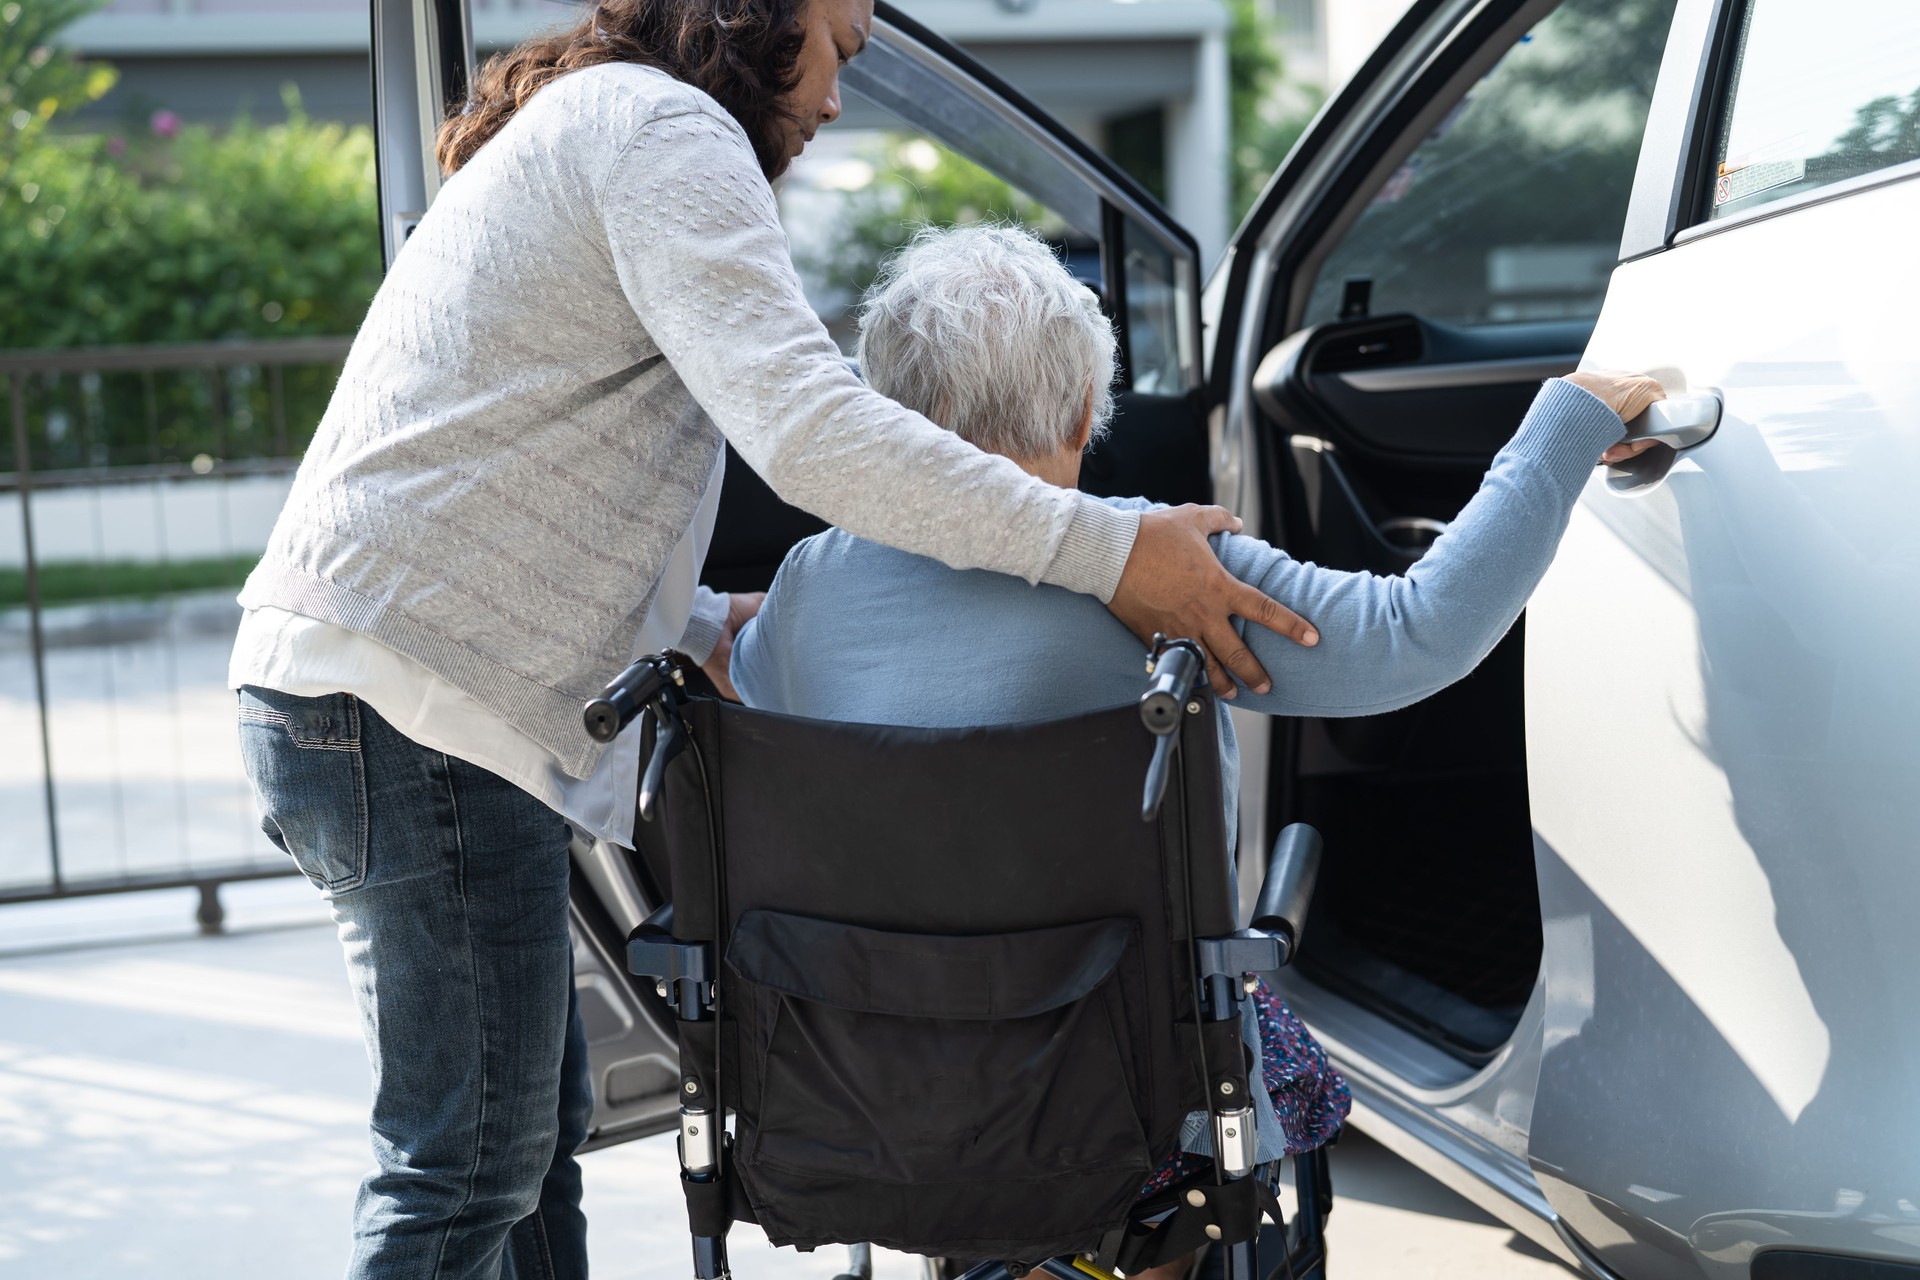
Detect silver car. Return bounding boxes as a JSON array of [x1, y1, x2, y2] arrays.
[[372, 0, 1920, 1275]]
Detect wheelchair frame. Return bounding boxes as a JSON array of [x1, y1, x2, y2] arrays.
[[589, 639, 1332, 1280]]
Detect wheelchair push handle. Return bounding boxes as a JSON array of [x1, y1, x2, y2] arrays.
[[1139, 637, 1206, 736], [1251, 822, 1322, 956], [583, 653, 685, 743], [1139, 637, 1207, 822]]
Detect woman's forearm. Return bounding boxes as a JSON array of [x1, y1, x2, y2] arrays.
[[603, 106, 1137, 601], [1224, 379, 1624, 717]]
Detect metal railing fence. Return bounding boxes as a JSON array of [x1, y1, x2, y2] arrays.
[[2, 337, 351, 922]]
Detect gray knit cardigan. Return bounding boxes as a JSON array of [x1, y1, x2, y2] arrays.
[[239, 63, 1138, 777]]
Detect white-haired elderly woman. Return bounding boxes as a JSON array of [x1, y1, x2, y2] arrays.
[[731, 224, 1662, 1274]]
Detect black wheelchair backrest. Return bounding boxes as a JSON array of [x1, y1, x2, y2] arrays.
[[647, 694, 1242, 1261]]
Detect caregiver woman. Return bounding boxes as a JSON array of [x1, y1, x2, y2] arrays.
[[228, 0, 1316, 1274]]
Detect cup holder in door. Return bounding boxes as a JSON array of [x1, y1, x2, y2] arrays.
[[1378, 517, 1448, 559]]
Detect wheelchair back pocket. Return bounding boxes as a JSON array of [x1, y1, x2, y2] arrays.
[[726, 908, 1155, 1257]]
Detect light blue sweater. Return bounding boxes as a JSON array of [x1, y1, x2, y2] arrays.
[[729, 377, 1621, 1161], [733, 379, 1620, 827]]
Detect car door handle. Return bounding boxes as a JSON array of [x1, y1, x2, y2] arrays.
[[1626, 392, 1721, 449], [1607, 391, 1721, 494]]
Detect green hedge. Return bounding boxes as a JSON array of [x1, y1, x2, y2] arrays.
[[2, 86, 379, 471], [0, 554, 258, 608], [3, 88, 379, 351]]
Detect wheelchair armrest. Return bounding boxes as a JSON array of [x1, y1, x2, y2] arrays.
[[635, 901, 673, 938], [1249, 822, 1322, 961]]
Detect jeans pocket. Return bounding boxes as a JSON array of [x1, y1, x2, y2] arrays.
[[237, 686, 370, 893]]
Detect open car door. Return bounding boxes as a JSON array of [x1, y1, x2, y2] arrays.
[[1202, 0, 1677, 1261], [369, 0, 1211, 1149]]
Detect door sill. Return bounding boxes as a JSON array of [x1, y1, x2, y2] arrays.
[[1271, 970, 1586, 1269], [1342, 1073, 1577, 1271]]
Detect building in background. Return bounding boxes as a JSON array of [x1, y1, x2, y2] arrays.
[[63, 0, 1417, 264], [66, 0, 1249, 263]]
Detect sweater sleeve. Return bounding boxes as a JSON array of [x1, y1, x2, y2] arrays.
[[601, 107, 1139, 602], [1215, 379, 1625, 716], [675, 584, 731, 664]]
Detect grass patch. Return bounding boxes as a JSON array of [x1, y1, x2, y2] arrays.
[[0, 555, 259, 609]]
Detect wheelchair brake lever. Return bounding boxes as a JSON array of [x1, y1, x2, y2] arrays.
[[1141, 734, 1178, 823], [638, 706, 687, 823]]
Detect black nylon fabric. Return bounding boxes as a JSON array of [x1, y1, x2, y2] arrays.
[[654, 696, 1239, 1260], [727, 909, 1135, 1019]]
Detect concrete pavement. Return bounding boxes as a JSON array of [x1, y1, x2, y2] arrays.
[[0, 883, 1573, 1278]]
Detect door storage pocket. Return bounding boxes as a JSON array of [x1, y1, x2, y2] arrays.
[[726, 908, 1154, 1256]]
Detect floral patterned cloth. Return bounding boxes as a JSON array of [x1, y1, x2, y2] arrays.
[[1139, 980, 1351, 1198]]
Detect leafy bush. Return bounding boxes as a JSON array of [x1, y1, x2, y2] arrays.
[[0, 0, 116, 172], [0, 0, 378, 471], [1228, 0, 1322, 222], [1, 92, 377, 470], [3, 86, 379, 350]]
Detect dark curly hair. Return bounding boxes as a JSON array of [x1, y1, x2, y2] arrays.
[[436, 0, 809, 179]]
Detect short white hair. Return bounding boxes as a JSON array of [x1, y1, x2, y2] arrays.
[[856, 223, 1117, 461]]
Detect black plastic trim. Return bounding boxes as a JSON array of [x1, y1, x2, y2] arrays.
[[430, 0, 472, 116], [1103, 199, 1134, 385], [368, 3, 388, 272], [1676, 0, 1748, 233]]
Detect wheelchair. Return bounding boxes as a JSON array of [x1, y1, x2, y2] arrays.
[[585, 638, 1336, 1280]]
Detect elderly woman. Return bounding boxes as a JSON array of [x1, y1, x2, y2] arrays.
[[730, 224, 1660, 1272]]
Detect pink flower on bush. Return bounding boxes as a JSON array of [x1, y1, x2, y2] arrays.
[[150, 110, 180, 138]]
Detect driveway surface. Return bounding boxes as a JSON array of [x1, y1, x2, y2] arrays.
[[0, 882, 1573, 1278]]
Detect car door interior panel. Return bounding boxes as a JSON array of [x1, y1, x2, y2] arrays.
[[1231, 0, 1676, 1081], [1254, 315, 1588, 464], [1250, 321, 1575, 1064]]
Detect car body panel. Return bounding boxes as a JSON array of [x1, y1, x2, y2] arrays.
[[1526, 166, 1920, 1278]]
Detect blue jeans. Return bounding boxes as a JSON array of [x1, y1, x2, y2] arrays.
[[238, 686, 592, 1280]]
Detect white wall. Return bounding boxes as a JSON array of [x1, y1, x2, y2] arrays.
[[1322, 0, 1416, 92], [0, 475, 293, 569]]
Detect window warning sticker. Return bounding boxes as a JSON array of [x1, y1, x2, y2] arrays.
[[1716, 136, 1808, 206]]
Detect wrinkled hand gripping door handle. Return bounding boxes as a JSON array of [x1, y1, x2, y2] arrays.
[[1606, 391, 1723, 494]]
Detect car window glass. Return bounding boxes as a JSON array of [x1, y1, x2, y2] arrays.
[[1122, 218, 1192, 393], [1707, 0, 1920, 221], [781, 131, 1085, 353], [1301, 0, 1677, 328]]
